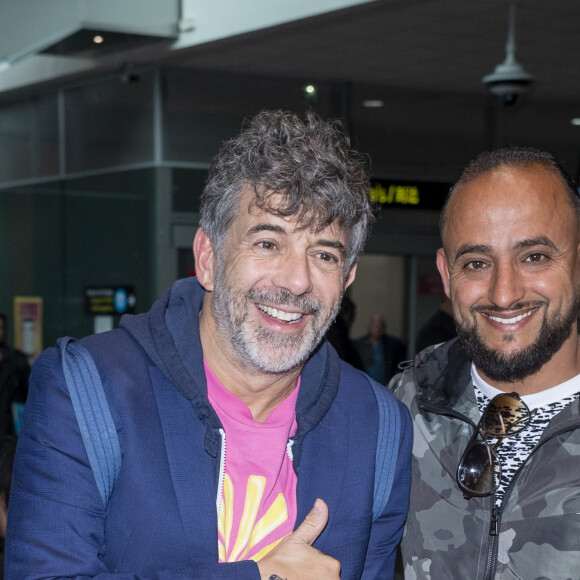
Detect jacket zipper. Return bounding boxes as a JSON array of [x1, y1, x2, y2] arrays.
[[484, 424, 578, 580], [286, 438, 294, 461], [484, 505, 500, 579], [422, 401, 578, 579], [216, 429, 226, 516], [216, 433, 294, 514]]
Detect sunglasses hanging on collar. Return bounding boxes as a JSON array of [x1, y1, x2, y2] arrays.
[[457, 392, 536, 499]]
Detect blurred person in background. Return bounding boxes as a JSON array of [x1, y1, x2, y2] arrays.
[[415, 295, 456, 353], [325, 295, 365, 370], [0, 435, 17, 578], [0, 316, 29, 435], [355, 313, 406, 384]]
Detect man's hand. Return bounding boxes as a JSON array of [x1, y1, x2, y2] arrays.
[[257, 498, 340, 580]]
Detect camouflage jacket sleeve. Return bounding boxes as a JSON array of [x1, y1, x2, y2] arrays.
[[393, 341, 580, 580]]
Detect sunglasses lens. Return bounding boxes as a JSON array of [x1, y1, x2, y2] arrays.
[[457, 440, 501, 496], [482, 393, 531, 437]]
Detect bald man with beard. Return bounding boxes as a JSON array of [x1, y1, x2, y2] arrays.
[[394, 145, 580, 580]]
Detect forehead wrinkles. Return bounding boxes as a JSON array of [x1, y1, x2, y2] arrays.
[[249, 195, 341, 234], [245, 195, 347, 241], [442, 168, 577, 252]]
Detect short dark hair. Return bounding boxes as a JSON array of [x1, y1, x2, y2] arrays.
[[200, 109, 375, 270], [440, 145, 580, 236]]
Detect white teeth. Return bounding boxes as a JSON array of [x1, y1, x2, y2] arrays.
[[487, 310, 533, 325], [258, 304, 303, 322]]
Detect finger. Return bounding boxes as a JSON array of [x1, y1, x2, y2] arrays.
[[292, 498, 329, 546]]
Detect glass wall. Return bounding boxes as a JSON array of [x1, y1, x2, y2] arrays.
[[0, 170, 154, 349], [171, 168, 206, 213], [163, 69, 346, 164], [0, 65, 443, 351], [0, 183, 64, 348], [61, 169, 155, 340], [0, 95, 60, 183], [65, 73, 155, 173]]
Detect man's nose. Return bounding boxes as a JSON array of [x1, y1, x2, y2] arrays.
[[488, 263, 525, 309], [271, 252, 313, 296]]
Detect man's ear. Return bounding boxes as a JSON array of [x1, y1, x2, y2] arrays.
[[343, 263, 358, 292], [436, 248, 451, 298], [193, 228, 218, 291]]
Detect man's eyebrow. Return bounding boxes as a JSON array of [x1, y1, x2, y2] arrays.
[[454, 244, 492, 261], [454, 237, 559, 261], [317, 239, 347, 258], [246, 223, 286, 236], [246, 224, 347, 257], [513, 236, 558, 251]]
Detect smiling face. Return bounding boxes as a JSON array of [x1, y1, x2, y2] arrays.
[[437, 164, 580, 389], [197, 187, 356, 375]]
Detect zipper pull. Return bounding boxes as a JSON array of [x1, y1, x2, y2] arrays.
[[490, 506, 500, 537], [286, 438, 294, 461]]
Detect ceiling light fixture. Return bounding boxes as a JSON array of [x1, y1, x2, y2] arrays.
[[362, 100, 384, 108], [482, 3, 533, 105]]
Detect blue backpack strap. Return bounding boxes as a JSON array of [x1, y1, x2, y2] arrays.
[[369, 378, 401, 522], [57, 336, 121, 508]]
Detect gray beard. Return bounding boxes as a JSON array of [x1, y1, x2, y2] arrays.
[[211, 261, 340, 374]]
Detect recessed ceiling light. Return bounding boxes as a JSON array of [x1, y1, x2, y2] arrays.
[[571, 118, 580, 126], [363, 99, 384, 108], [93, 35, 104, 44]]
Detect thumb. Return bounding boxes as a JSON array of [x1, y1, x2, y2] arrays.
[[292, 498, 329, 546]]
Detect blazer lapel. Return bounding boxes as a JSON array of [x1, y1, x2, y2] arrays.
[[294, 405, 350, 549], [150, 366, 219, 562]]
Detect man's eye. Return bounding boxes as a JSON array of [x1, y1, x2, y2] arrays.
[[466, 260, 486, 271], [257, 241, 276, 250], [318, 252, 338, 263], [525, 253, 545, 263]]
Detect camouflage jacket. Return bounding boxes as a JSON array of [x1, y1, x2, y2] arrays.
[[393, 338, 580, 580]]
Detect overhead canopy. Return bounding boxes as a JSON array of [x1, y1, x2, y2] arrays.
[[0, 0, 375, 93]]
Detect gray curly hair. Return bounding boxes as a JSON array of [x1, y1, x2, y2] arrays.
[[199, 110, 375, 270]]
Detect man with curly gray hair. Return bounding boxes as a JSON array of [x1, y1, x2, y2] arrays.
[[200, 110, 373, 270], [7, 110, 412, 580]]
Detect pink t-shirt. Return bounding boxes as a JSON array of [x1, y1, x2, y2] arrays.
[[205, 361, 299, 562]]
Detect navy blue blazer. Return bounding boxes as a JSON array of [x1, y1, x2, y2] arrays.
[[6, 278, 412, 579]]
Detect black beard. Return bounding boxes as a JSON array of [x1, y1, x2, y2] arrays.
[[457, 297, 580, 383]]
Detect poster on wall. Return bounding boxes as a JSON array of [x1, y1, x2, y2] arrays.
[[13, 296, 43, 357]]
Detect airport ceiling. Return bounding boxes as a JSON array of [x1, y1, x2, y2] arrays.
[[3, 0, 579, 178], [158, 0, 580, 176], [166, 0, 580, 105]]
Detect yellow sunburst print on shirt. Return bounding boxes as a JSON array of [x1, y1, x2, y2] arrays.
[[218, 474, 290, 562]]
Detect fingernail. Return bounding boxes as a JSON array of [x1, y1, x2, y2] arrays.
[[313, 498, 323, 513]]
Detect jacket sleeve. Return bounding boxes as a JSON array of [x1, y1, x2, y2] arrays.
[[361, 400, 413, 579], [4, 347, 261, 580]]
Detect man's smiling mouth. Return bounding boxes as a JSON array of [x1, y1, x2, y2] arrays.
[[258, 304, 303, 323], [484, 309, 536, 325]]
